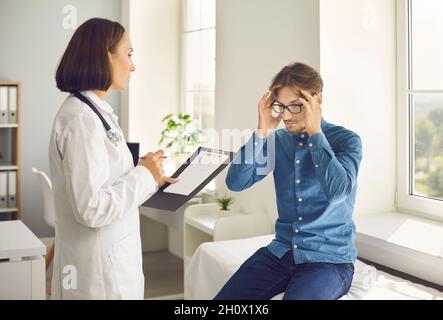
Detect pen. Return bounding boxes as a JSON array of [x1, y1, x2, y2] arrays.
[[139, 156, 168, 160]]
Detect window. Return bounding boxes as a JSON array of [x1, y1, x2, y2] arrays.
[[182, 0, 216, 130], [397, 0, 443, 220]]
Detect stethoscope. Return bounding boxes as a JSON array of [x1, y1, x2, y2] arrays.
[[72, 91, 122, 147]]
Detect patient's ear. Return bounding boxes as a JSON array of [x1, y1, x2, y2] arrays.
[[317, 93, 323, 106]]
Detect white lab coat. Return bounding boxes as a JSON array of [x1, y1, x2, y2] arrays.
[[48, 91, 157, 299]]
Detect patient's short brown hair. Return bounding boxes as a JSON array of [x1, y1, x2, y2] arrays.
[[56, 18, 125, 93], [269, 62, 323, 99]]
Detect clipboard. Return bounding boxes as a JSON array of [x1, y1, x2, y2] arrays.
[[141, 147, 234, 211]]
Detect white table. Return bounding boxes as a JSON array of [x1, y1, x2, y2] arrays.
[[0, 220, 46, 300]]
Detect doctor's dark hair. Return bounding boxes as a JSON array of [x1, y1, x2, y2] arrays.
[[269, 62, 324, 99], [56, 18, 125, 93]]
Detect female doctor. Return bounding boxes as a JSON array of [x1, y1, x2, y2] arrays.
[[49, 18, 177, 299]]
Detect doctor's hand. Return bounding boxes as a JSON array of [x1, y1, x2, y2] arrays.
[[139, 150, 178, 187], [257, 91, 281, 138]]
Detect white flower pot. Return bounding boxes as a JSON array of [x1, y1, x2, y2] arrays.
[[217, 209, 231, 218]]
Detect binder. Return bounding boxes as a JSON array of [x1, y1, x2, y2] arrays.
[[8, 86, 17, 124], [0, 172, 7, 209], [0, 86, 8, 124], [7, 171, 16, 208]]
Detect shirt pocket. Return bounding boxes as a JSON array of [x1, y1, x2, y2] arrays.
[[108, 233, 144, 299]]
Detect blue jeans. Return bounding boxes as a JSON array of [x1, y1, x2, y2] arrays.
[[214, 247, 354, 300]]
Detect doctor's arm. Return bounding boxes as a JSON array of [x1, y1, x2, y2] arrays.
[[60, 111, 158, 229]]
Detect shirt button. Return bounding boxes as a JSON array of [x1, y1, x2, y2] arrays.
[[299, 142, 303, 147], [309, 143, 313, 147], [295, 229, 299, 233], [298, 198, 303, 202], [299, 217, 303, 221], [254, 142, 258, 146], [293, 244, 298, 249], [296, 179, 301, 184], [245, 161, 248, 164], [301, 134, 305, 138], [315, 164, 319, 168], [296, 160, 300, 164]]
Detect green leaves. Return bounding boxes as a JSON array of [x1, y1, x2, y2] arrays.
[[216, 192, 235, 211], [414, 107, 443, 198], [217, 197, 234, 210], [159, 113, 202, 153]]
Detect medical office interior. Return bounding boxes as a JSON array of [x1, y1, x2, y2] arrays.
[[0, 0, 443, 300]]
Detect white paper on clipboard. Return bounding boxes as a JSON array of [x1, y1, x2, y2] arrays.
[[163, 150, 230, 196]]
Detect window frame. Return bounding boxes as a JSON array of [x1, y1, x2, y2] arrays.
[[396, 0, 443, 221], [180, 0, 216, 131]]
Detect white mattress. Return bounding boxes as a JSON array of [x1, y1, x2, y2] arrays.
[[185, 235, 443, 300]]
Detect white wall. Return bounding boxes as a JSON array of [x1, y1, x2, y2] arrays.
[[214, 0, 397, 221], [214, 0, 321, 222], [121, 0, 181, 155], [320, 0, 397, 215], [121, 0, 182, 256], [0, 0, 397, 236], [0, 0, 121, 236]]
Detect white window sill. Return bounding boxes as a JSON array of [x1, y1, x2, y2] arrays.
[[355, 211, 443, 287]]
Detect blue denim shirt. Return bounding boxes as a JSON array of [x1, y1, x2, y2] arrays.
[[226, 118, 362, 264]]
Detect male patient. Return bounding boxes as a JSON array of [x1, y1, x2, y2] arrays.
[[215, 62, 362, 300]]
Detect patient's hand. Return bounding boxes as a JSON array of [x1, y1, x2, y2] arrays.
[[257, 91, 281, 138], [299, 90, 322, 137]]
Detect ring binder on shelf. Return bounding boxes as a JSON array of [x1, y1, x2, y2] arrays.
[[7, 171, 16, 209], [0, 172, 7, 209], [0, 86, 8, 125], [8, 87, 17, 124]]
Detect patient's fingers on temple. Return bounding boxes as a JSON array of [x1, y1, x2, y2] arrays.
[[301, 90, 318, 110], [301, 90, 314, 102], [299, 98, 312, 112], [259, 93, 272, 111], [259, 93, 267, 106]]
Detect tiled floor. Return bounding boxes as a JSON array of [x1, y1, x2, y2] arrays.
[[143, 251, 184, 299], [43, 239, 183, 300]]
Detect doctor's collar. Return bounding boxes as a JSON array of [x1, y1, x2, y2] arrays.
[[81, 90, 114, 114]]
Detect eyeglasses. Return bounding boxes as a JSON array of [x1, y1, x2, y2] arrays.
[[271, 101, 304, 114], [270, 93, 319, 115]]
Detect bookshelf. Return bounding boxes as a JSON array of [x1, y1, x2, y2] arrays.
[[0, 81, 21, 220]]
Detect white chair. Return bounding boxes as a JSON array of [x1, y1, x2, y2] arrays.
[[31, 168, 55, 270]]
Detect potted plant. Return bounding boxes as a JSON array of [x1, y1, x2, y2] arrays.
[[159, 113, 202, 167], [216, 192, 235, 217]]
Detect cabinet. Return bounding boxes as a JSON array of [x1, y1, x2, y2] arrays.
[[0, 220, 46, 299], [183, 203, 273, 270], [0, 81, 21, 220]]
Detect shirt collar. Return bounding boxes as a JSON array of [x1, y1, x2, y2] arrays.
[[82, 90, 114, 114]]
